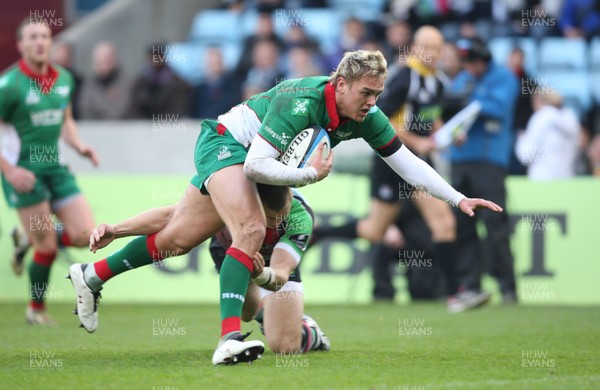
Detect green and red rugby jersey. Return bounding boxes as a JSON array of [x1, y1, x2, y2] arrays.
[[217, 76, 401, 157], [0, 60, 75, 170]]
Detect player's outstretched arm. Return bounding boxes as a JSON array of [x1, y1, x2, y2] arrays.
[[250, 250, 296, 292], [382, 143, 502, 216], [61, 104, 99, 167], [89, 205, 176, 253]]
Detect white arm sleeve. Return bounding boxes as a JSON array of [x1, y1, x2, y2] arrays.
[[382, 145, 465, 207], [244, 136, 318, 186]]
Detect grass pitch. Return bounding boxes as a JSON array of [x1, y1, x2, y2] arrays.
[[0, 302, 598, 390]]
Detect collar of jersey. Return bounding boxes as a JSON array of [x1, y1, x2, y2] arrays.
[[18, 59, 59, 94], [406, 57, 436, 77], [324, 81, 349, 133]]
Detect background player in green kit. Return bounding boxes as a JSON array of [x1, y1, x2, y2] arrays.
[[69, 50, 502, 365], [0, 18, 99, 324]]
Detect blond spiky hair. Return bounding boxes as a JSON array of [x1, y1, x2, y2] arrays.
[[329, 50, 387, 85]]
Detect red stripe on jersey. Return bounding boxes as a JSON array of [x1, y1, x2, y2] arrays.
[[33, 251, 56, 267], [18, 59, 59, 94], [221, 316, 241, 336], [226, 247, 254, 272], [324, 82, 340, 131], [377, 136, 397, 151], [93, 259, 115, 282]]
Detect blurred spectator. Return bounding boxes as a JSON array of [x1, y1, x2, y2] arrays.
[[588, 131, 600, 176], [79, 41, 132, 120], [128, 43, 192, 119], [192, 47, 241, 120], [52, 41, 82, 119], [242, 83, 266, 101], [439, 42, 462, 81], [516, 91, 581, 180], [326, 17, 366, 70], [220, 0, 245, 12], [284, 0, 326, 7], [561, 0, 600, 38], [359, 36, 384, 53], [285, 44, 323, 79], [243, 38, 285, 94], [507, 47, 533, 175], [283, 25, 322, 54], [448, 37, 519, 307], [521, 0, 563, 38], [458, 21, 479, 39], [235, 11, 283, 79], [382, 20, 412, 63]]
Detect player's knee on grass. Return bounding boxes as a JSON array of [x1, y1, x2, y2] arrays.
[[267, 332, 302, 353]]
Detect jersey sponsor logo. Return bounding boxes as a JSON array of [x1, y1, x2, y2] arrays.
[[217, 146, 232, 161], [0, 76, 8, 88], [289, 233, 309, 250], [368, 105, 379, 114], [263, 125, 290, 146], [291, 99, 309, 116], [25, 92, 41, 105], [29, 109, 63, 126], [334, 129, 353, 140]]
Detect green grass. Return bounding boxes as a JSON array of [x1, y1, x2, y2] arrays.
[[0, 303, 598, 390]]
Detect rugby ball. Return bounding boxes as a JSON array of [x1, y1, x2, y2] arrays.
[[281, 126, 331, 168]]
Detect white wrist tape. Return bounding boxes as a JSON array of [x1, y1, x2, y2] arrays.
[[252, 267, 275, 287]]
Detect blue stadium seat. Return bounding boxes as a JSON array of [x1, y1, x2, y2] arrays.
[[538, 37, 587, 71], [241, 9, 260, 38], [326, 0, 385, 21], [273, 8, 340, 54], [537, 71, 591, 119], [167, 42, 242, 86], [488, 37, 538, 76], [189, 10, 244, 43], [590, 37, 600, 67], [591, 72, 600, 104]]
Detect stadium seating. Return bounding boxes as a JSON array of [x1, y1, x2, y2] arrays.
[[537, 71, 591, 118], [273, 8, 341, 54], [488, 37, 538, 75], [590, 37, 600, 68], [184, 6, 598, 124], [189, 10, 245, 43], [167, 42, 242, 86], [591, 71, 600, 104], [538, 37, 587, 71], [326, 0, 385, 21]]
